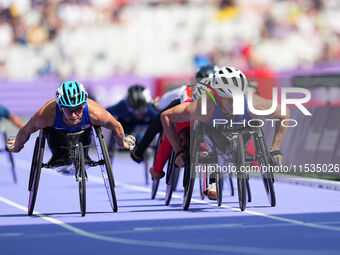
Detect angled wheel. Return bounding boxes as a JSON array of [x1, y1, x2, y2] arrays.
[[199, 165, 207, 200], [28, 131, 45, 216], [165, 150, 180, 205], [93, 126, 118, 212], [246, 175, 252, 203], [233, 135, 247, 211], [2, 131, 16, 183], [255, 128, 276, 207], [151, 134, 163, 199], [183, 156, 196, 211], [227, 172, 234, 197], [76, 142, 86, 217], [216, 170, 223, 206]]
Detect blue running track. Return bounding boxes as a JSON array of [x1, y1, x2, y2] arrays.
[[1, 136, 340, 255]]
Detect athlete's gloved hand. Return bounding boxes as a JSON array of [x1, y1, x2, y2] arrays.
[[270, 149, 282, 166], [6, 136, 16, 152], [124, 135, 136, 151]]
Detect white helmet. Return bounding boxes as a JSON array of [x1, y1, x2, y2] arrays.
[[211, 66, 248, 98]]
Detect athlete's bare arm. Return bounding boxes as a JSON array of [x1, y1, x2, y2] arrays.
[[161, 98, 212, 167], [7, 100, 56, 152], [87, 99, 133, 150]]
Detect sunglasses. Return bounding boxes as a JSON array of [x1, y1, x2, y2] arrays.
[[62, 104, 85, 114]]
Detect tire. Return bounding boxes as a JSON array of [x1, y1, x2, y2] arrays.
[[246, 174, 252, 203], [151, 134, 162, 199], [76, 142, 86, 217], [183, 158, 196, 211], [3, 131, 16, 183], [28, 138, 39, 191], [216, 170, 223, 206], [234, 135, 247, 211], [94, 127, 118, 212], [165, 150, 179, 206], [228, 173, 234, 197], [199, 166, 207, 200], [28, 132, 45, 216], [257, 130, 276, 207]]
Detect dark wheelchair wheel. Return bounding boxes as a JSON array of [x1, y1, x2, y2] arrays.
[[246, 174, 252, 203], [165, 150, 180, 206], [199, 165, 207, 200], [255, 128, 276, 207], [233, 135, 247, 211], [216, 170, 223, 206], [151, 134, 162, 199], [28, 131, 45, 216], [2, 131, 16, 183], [76, 142, 86, 217], [94, 126, 118, 212], [183, 156, 196, 211], [28, 138, 39, 191], [227, 173, 234, 196]]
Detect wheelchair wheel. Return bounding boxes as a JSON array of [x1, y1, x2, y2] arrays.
[[76, 142, 86, 217], [183, 157, 196, 211], [227, 173, 234, 197], [165, 150, 180, 205], [233, 135, 247, 211], [2, 131, 16, 183], [246, 174, 251, 202], [151, 134, 162, 199], [93, 126, 118, 212], [199, 166, 207, 200], [216, 170, 223, 206], [28, 131, 45, 216], [256, 129, 276, 207]]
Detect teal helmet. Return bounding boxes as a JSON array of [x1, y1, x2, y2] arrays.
[[56, 81, 88, 107]]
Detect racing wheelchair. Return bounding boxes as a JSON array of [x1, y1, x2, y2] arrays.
[[165, 120, 276, 211], [0, 125, 16, 183], [28, 126, 117, 217]]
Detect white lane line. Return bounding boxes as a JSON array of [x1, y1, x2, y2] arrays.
[[2, 197, 335, 255], [0, 233, 23, 237]]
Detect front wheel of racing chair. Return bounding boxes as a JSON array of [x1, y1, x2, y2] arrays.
[[28, 130, 46, 216], [232, 134, 247, 211], [1, 128, 17, 183], [92, 126, 118, 212], [165, 149, 180, 205], [75, 142, 86, 217], [254, 127, 276, 207], [151, 133, 163, 199], [182, 128, 197, 211]]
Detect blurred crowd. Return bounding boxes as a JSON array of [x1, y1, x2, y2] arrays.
[[0, 0, 339, 80]]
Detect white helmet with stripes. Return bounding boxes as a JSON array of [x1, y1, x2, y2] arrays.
[[211, 66, 248, 98]]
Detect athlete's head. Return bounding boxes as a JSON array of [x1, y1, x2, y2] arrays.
[[195, 65, 218, 81], [126, 85, 151, 118], [56, 81, 88, 125], [210, 66, 248, 98]]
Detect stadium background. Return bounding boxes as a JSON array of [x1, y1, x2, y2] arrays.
[[0, 0, 339, 167]]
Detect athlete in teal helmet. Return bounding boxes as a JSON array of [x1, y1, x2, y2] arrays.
[[56, 81, 88, 107], [7, 82, 135, 165]]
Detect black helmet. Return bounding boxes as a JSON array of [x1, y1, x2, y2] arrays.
[[127, 85, 150, 111], [195, 65, 217, 81]]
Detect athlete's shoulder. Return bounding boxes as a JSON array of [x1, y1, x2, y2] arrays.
[[33, 99, 56, 128], [87, 99, 108, 125]]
